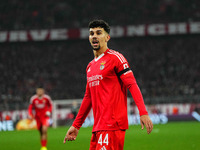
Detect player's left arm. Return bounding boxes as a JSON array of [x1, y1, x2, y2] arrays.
[[28, 97, 35, 119], [46, 95, 53, 116], [120, 71, 153, 134], [28, 104, 34, 119], [115, 53, 153, 134]]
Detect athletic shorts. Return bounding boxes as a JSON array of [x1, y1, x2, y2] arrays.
[[89, 130, 126, 150], [35, 117, 50, 130]]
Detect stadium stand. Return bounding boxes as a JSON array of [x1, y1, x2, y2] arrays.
[[0, 0, 200, 111], [1, 35, 200, 110], [0, 0, 200, 30]]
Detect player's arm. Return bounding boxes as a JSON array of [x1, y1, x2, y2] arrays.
[[120, 69, 153, 134], [28, 103, 34, 119], [64, 82, 92, 143], [114, 53, 153, 134], [120, 71, 148, 116], [46, 95, 53, 117], [120, 72, 153, 134]]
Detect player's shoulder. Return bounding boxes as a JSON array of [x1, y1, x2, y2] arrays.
[[106, 49, 127, 63], [43, 94, 52, 100], [30, 95, 38, 103]]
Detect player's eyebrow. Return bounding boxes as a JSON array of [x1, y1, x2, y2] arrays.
[[90, 29, 103, 32], [89, 29, 103, 35]]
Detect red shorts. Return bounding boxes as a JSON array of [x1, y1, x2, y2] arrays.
[[35, 117, 50, 130], [89, 130, 126, 150]]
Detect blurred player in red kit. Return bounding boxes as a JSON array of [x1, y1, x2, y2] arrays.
[[63, 20, 153, 150], [28, 88, 53, 150]]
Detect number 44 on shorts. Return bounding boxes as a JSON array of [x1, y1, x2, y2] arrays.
[[98, 133, 109, 146]]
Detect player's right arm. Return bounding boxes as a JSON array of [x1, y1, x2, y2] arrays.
[[28, 96, 35, 119], [63, 126, 79, 142], [63, 82, 92, 143], [28, 103, 34, 119]]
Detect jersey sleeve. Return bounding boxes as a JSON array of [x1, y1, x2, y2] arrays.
[[28, 104, 33, 116], [121, 73, 148, 116], [28, 96, 34, 117], [114, 52, 148, 116], [72, 82, 92, 129], [46, 95, 53, 112]]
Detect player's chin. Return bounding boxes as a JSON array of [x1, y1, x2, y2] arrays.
[[92, 45, 100, 51]]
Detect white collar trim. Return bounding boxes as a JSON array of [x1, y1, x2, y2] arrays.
[[95, 53, 105, 62]]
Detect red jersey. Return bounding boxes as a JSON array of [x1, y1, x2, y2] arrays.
[[73, 49, 148, 132], [28, 94, 53, 119]]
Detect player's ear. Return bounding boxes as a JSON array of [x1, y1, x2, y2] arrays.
[[105, 34, 110, 42]]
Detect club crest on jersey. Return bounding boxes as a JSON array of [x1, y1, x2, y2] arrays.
[[100, 61, 106, 70]]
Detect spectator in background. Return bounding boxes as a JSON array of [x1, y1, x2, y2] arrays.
[[71, 101, 78, 119]]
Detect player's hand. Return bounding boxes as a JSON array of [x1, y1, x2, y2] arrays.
[[63, 126, 79, 143], [140, 115, 153, 134], [45, 111, 51, 117]]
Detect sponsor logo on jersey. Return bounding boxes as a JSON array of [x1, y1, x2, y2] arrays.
[[35, 103, 45, 109], [87, 75, 103, 82], [100, 61, 106, 70], [34, 99, 46, 109], [87, 74, 103, 87]]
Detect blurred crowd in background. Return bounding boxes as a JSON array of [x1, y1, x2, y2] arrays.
[[0, 0, 200, 111], [0, 0, 200, 30], [1, 36, 200, 110]]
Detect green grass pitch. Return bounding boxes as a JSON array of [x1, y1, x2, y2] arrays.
[[0, 121, 200, 150]]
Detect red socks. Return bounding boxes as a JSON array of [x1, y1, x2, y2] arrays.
[[41, 139, 47, 147]]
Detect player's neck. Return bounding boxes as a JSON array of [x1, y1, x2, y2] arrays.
[[37, 95, 44, 99], [93, 47, 108, 58]]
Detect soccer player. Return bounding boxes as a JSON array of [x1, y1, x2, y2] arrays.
[[28, 88, 53, 150], [63, 20, 153, 150]]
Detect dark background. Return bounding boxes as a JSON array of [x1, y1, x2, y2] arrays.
[[0, 0, 200, 111]]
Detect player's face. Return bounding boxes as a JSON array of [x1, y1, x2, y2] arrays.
[[89, 27, 110, 51], [36, 88, 45, 97]]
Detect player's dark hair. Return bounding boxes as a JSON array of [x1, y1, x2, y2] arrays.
[[36, 85, 44, 90], [88, 19, 110, 34]]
